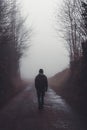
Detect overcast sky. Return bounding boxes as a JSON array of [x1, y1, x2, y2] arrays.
[[19, 0, 69, 79]]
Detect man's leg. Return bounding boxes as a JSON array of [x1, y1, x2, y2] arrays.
[[37, 92, 40, 108], [41, 92, 45, 108], [37, 92, 42, 109]]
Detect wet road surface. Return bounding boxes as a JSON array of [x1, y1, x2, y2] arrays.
[[0, 85, 86, 130]]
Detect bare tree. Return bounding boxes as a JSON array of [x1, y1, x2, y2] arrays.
[[5, 0, 32, 79], [57, 0, 83, 64], [0, 0, 31, 104]]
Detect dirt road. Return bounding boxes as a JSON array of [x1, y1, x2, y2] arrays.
[[0, 85, 86, 130]]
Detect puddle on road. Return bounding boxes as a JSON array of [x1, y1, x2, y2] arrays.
[[25, 86, 73, 114], [45, 88, 72, 113]]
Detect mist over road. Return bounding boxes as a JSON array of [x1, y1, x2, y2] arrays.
[[0, 85, 86, 130]]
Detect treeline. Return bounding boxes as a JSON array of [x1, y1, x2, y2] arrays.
[[57, 0, 87, 115], [0, 0, 30, 107]]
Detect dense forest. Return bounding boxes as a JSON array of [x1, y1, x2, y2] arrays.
[[55, 0, 87, 116], [0, 0, 30, 108]]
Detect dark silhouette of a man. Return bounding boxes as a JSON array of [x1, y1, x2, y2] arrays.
[[35, 69, 48, 109]]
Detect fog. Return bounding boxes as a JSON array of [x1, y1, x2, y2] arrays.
[[20, 0, 69, 79]]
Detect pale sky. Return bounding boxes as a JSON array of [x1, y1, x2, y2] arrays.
[[19, 0, 69, 79]]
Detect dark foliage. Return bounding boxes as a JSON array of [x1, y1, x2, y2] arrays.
[[55, 0, 87, 117], [0, 0, 29, 107]]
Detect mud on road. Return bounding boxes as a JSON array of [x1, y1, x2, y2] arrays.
[[0, 85, 86, 130]]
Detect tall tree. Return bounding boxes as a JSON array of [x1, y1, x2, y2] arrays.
[[0, 0, 31, 103], [81, 1, 87, 58], [57, 0, 83, 65]]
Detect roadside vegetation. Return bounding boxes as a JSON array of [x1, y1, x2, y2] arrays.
[[50, 0, 87, 116], [0, 0, 31, 108]]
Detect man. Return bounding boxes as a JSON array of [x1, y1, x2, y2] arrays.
[[35, 69, 48, 109]]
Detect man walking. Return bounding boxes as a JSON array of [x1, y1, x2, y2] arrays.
[[35, 69, 48, 109]]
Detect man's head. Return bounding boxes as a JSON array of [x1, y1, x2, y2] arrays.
[[39, 69, 44, 74]]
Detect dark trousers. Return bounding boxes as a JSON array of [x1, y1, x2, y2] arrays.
[[37, 91, 45, 109]]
